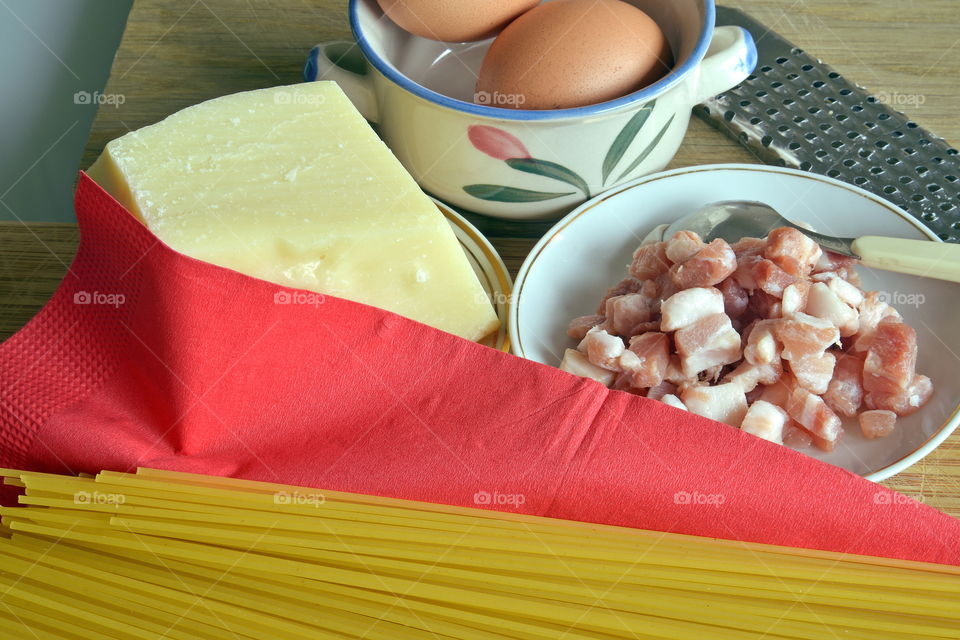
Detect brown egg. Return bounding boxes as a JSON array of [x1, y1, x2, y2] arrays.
[[476, 0, 673, 110], [377, 0, 540, 42]]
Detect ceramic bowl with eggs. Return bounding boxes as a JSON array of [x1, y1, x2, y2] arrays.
[[306, 0, 757, 219], [509, 164, 960, 481]]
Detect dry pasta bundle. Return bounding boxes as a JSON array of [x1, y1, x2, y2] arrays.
[[1, 468, 958, 640]]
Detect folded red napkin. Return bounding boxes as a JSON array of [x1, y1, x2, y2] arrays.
[[1, 173, 958, 564]]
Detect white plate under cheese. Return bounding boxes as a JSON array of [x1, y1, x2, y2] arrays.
[[87, 81, 500, 342]]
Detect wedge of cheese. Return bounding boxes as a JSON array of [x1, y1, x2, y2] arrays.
[[87, 82, 499, 341]]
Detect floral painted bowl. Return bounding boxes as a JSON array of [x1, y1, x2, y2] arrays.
[[306, 0, 757, 220]]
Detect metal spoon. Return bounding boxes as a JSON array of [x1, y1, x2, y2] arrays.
[[660, 200, 960, 283]]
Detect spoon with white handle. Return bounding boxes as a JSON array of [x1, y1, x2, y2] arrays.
[[660, 200, 960, 283]]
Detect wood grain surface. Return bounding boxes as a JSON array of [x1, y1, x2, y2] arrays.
[[2, 0, 958, 514]]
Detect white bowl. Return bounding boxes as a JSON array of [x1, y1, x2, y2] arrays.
[[509, 164, 960, 481]]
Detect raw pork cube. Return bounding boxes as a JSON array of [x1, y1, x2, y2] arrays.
[[781, 281, 811, 315], [660, 287, 724, 331], [740, 400, 789, 444], [859, 410, 897, 439], [826, 275, 864, 307], [806, 282, 859, 337], [866, 374, 933, 416], [852, 291, 902, 352], [665, 230, 705, 264], [567, 314, 605, 340], [775, 313, 840, 361], [743, 319, 781, 365], [723, 360, 782, 393], [559, 349, 615, 386], [763, 227, 822, 277], [822, 353, 865, 418], [622, 332, 671, 388], [605, 294, 655, 336], [578, 327, 625, 371], [863, 320, 917, 395], [786, 388, 843, 451], [629, 242, 671, 280], [674, 313, 742, 377], [789, 351, 836, 395], [681, 383, 748, 426], [751, 259, 799, 298], [670, 239, 737, 289]]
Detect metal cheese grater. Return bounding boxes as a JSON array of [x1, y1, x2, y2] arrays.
[[694, 6, 960, 242]]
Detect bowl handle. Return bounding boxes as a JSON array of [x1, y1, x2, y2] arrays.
[[691, 25, 758, 104], [304, 41, 379, 123]]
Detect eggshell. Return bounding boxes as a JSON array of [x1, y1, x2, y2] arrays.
[[377, 0, 540, 42], [476, 0, 673, 110]]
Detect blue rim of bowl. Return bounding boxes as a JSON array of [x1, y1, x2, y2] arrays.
[[348, 0, 716, 121]]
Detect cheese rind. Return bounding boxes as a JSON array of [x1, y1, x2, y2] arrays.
[[88, 82, 499, 341]]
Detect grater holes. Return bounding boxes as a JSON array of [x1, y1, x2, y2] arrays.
[[804, 132, 817, 141], [869, 166, 884, 175], [831, 140, 844, 149], [917, 166, 928, 174], [866, 96, 877, 103], [865, 122, 877, 129], [922, 212, 937, 222], [819, 123, 832, 132], [876, 140, 889, 149], [771, 81, 783, 89], [760, 65, 773, 72], [811, 81, 825, 89], [842, 159, 856, 168], [755, 90, 768, 98], [750, 117, 762, 125], [854, 176, 868, 185], [740, 100, 751, 107], [852, 105, 864, 112], [932, 156, 944, 163], [890, 130, 904, 138], [815, 150, 828, 158], [878, 113, 890, 120], [825, 97, 838, 105], [836, 114, 848, 122], [797, 89, 811, 97], [761, 135, 774, 147], [793, 115, 806, 123], [776, 57, 788, 64], [912, 194, 925, 202], [906, 121, 919, 129], [938, 234, 951, 241], [799, 161, 812, 170], [949, 148, 959, 155], [946, 176, 958, 182], [724, 110, 736, 121], [777, 125, 790, 133], [768, 108, 780, 116], [827, 169, 841, 178], [886, 157, 900, 165], [786, 73, 799, 80], [788, 142, 801, 151], [846, 131, 859, 139], [828, 72, 841, 78], [904, 147, 916, 155], [900, 176, 913, 184], [928, 184, 942, 193], [791, 47, 804, 55], [943, 204, 957, 213], [808, 106, 821, 114], [783, 98, 796, 106], [858, 149, 872, 158], [882, 185, 897, 194], [839, 89, 853, 96], [747, 74, 757, 82], [801, 64, 814, 71]]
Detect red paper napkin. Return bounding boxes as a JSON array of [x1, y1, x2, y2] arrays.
[[1, 173, 958, 564]]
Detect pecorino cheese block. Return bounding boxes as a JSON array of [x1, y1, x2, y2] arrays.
[[87, 82, 499, 341]]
